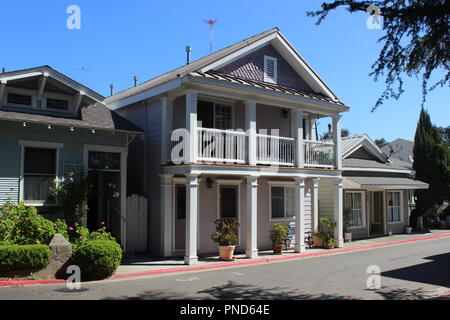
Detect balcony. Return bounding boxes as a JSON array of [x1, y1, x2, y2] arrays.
[[168, 127, 336, 168]]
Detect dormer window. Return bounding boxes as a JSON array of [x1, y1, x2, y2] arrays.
[[264, 55, 277, 84], [7, 93, 32, 106], [47, 98, 69, 110]]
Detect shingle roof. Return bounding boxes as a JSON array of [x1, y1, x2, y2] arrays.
[[344, 176, 428, 189], [381, 138, 414, 163], [343, 158, 412, 171], [189, 70, 344, 106]]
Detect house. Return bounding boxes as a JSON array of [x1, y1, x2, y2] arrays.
[[333, 134, 428, 239], [0, 66, 143, 248], [106, 28, 351, 264], [381, 138, 414, 164]]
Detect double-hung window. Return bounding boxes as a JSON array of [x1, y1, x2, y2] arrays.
[[387, 191, 402, 223], [345, 191, 365, 227], [23, 147, 57, 202], [270, 186, 295, 219]]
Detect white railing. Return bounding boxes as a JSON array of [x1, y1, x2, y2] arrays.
[[197, 127, 246, 163], [303, 140, 335, 168], [256, 134, 295, 166]]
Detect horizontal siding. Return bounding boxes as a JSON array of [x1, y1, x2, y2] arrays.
[[0, 178, 19, 205]]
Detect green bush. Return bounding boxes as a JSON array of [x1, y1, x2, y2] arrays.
[[0, 244, 51, 272], [270, 223, 289, 245], [72, 240, 122, 280]]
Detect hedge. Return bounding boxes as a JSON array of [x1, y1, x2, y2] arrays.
[[72, 240, 122, 280], [0, 244, 51, 272]]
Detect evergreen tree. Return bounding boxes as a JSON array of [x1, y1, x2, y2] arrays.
[[412, 109, 450, 216]]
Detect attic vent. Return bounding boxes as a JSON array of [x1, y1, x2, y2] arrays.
[[264, 55, 277, 84]]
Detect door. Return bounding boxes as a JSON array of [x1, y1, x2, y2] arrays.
[[218, 185, 240, 243], [174, 185, 186, 251], [371, 191, 384, 235]]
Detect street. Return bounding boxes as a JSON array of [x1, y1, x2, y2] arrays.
[[1, 237, 449, 300]]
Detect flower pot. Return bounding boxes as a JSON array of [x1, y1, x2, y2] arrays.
[[344, 232, 352, 242], [218, 245, 235, 261], [405, 226, 412, 234], [313, 235, 325, 248], [272, 244, 283, 255], [325, 242, 335, 249]]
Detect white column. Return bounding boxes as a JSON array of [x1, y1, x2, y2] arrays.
[[332, 115, 342, 170], [245, 176, 258, 258], [293, 109, 304, 168], [160, 174, 173, 257], [161, 97, 174, 164], [245, 101, 257, 165], [312, 178, 320, 232], [0, 81, 6, 104], [304, 116, 310, 140], [294, 177, 306, 253], [185, 90, 198, 164], [120, 149, 128, 252], [334, 178, 344, 248], [185, 174, 199, 264]]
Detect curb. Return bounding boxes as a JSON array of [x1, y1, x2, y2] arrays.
[[1, 232, 449, 287]]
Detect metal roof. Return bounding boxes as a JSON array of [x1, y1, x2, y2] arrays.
[[343, 176, 428, 190]]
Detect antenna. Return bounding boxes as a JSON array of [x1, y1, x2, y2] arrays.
[[110, 84, 114, 96], [133, 75, 138, 87], [81, 67, 88, 83], [204, 19, 217, 54]]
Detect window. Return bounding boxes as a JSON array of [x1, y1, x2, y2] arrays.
[[47, 98, 69, 110], [271, 186, 295, 219], [387, 191, 402, 222], [88, 151, 121, 170], [264, 55, 278, 84], [214, 103, 233, 130], [23, 147, 56, 202], [7, 93, 32, 106], [345, 192, 365, 227], [197, 100, 233, 130]]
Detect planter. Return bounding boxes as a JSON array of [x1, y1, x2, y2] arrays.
[[344, 232, 352, 243], [313, 235, 325, 248], [325, 242, 335, 249], [272, 244, 283, 255], [218, 246, 235, 261], [405, 226, 413, 234]]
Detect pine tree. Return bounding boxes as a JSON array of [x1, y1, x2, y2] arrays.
[[412, 109, 450, 216]]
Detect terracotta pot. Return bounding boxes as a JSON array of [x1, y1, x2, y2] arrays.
[[218, 245, 235, 261], [313, 235, 325, 248], [326, 242, 335, 249], [272, 244, 283, 255]]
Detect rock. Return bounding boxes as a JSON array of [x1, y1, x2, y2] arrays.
[[34, 234, 72, 279]]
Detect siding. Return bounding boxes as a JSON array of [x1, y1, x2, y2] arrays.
[[318, 178, 334, 221]]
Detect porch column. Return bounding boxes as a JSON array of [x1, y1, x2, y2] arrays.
[[293, 109, 304, 168], [185, 90, 198, 164], [304, 116, 311, 140], [0, 81, 6, 103], [245, 175, 258, 258], [245, 101, 257, 165], [312, 178, 320, 232], [185, 174, 199, 265], [161, 97, 174, 164], [160, 174, 173, 257], [334, 178, 344, 248], [332, 115, 342, 170], [294, 177, 306, 253]]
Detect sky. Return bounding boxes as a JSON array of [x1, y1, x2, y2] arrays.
[[0, 0, 448, 141]]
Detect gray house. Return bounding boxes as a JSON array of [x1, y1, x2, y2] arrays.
[[0, 66, 142, 248]]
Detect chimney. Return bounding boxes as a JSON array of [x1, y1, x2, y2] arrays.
[[185, 46, 191, 65]]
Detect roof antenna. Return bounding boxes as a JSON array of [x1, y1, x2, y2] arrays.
[[185, 46, 191, 65], [2, 67, 6, 74], [133, 75, 138, 87], [204, 19, 218, 54], [110, 84, 114, 96]]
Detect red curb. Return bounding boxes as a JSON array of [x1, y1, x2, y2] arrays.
[[113, 232, 450, 279], [0, 279, 64, 287]]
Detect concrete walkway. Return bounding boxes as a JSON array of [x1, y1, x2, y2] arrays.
[[116, 229, 450, 277]]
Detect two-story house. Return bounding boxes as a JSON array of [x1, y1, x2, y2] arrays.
[[106, 28, 350, 264]]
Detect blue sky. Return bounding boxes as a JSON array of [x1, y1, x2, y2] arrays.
[[0, 0, 448, 141]]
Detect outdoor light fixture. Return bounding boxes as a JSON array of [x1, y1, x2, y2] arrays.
[[22, 122, 26, 127], [206, 177, 213, 188], [70, 126, 74, 132], [281, 109, 289, 118], [91, 128, 96, 134], [47, 124, 51, 130]]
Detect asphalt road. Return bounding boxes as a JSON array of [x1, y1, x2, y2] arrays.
[[1, 237, 449, 300]]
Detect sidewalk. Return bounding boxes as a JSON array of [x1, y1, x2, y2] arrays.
[[114, 229, 450, 278]]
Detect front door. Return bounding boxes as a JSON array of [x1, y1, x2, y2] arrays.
[[174, 185, 186, 251], [371, 191, 384, 235], [218, 185, 240, 243]]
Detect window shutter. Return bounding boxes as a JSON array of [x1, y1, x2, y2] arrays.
[[264, 56, 278, 84]]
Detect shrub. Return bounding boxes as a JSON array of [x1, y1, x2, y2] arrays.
[[211, 218, 240, 246], [0, 244, 51, 272], [71, 240, 122, 280], [13, 214, 56, 245], [269, 223, 289, 245]]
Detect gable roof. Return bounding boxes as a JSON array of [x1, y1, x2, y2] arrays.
[[341, 134, 387, 162], [381, 138, 414, 163], [105, 28, 346, 109]]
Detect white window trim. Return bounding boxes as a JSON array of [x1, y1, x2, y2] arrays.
[[344, 191, 366, 229], [19, 140, 64, 206], [386, 190, 404, 224], [263, 55, 278, 84], [269, 184, 296, 221]]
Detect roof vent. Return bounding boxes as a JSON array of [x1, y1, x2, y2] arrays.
[[186, 46, 191, 65], [263, 56, 277, 84]]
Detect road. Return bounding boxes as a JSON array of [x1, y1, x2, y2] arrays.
[[1, 237, 449, 300]]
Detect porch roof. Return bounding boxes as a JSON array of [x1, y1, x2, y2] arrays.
[[343, 176, 429, 190]]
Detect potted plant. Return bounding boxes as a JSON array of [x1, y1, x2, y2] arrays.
[[313, 218, 336, 248], [211, 218, 240, 261], [270, 223, 289, 254], [343, 208, 352, 242], [312, 231, 325, 248], [325, 238, 335, 249]]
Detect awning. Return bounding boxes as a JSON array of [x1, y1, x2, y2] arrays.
[[343, 176, 429, 190]]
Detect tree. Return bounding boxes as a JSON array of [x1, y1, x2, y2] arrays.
[[307, 0, 449, 111], [321, 127, 350, 140], [412, 109, 450, 218], [439, 126, 450, 146], [374, 137, 387, 148]]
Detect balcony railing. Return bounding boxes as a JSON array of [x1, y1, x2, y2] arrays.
[[197, 127, 246, 163], [256, 134, 295, 166], [303, 140, 335, 168]]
